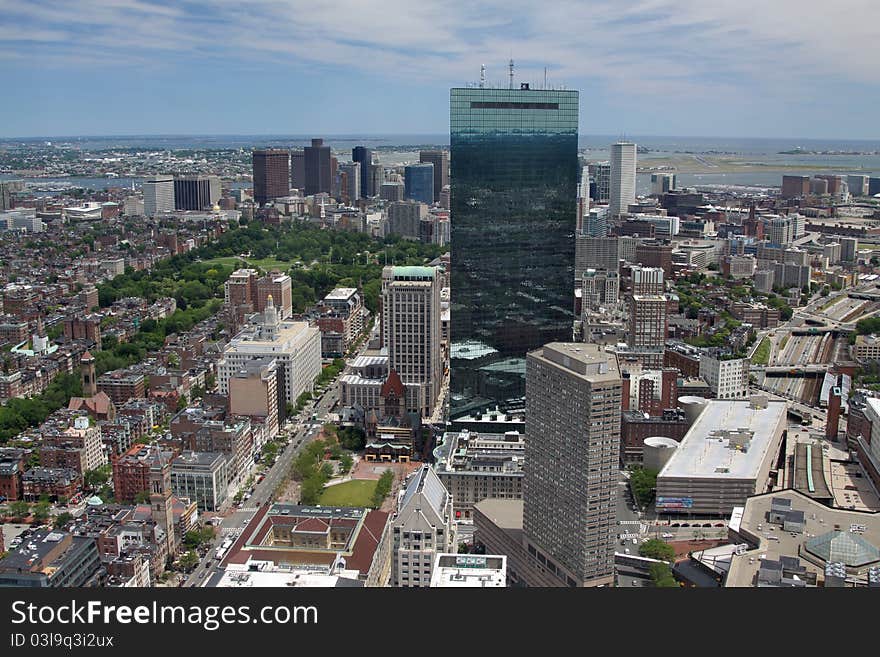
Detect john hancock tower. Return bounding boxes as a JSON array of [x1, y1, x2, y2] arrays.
[[450, 83, 578, 420]]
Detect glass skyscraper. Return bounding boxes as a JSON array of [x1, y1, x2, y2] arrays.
[[449, 86, 579, 420], [404, 163, 435, 205], [352, 146, 372, 199]]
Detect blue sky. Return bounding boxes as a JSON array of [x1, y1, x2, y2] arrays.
[[1, 0, 879, 139]]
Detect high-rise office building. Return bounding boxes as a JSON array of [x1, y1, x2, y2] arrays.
[[255, 272, 293, 319], [405, 163, 434, 205], [841, 237, 858, 263], [0, 180, 23, 211], [252, 149, 290, 206], [173, 175, 220, 210], [575, 235, 618, 281], [450, 86, 578, 419], [224, 268, 258, 333], [388, 201, 428, 240], [610, 142, 637, 216], [582, 207, 609, 238], [368, 163, 385, 198], [352, 146, 372, 200], [380, 182, 405, 202], [629, 295, 667, 349], [848, 175, 869, 197], [765, 215, 794, 247], [635, 241, 673, 278], [143, 176, 174, 217], [650, 173, 676, 195], [591, 162, 611, 204], [869, 177, 880, 197], [577, 165, 591, 231], [523, 343, 621, 587], [630, 266, 664, 295], [338, 162, 361, 203], [810, 177, 829, 196], [382, 266, 442, 417], [781, 175, 811, 199], [290, 150, 305, 191], [816, 174, 844, 196], [419, 150, 449, 203], [304, 138, 332, 196]]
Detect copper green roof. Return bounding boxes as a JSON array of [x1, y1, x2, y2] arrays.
[[392, 266, 435, 279]]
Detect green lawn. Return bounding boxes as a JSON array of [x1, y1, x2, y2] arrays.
[[201, 256, 291, 271], [201, 256, 248, 267], [318, 479, 378, 507], [247, 257, 291, 271]]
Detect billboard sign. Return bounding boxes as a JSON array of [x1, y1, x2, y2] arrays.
[[656, 496, 694, 509]]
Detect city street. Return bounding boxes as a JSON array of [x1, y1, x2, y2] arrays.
[[182, 377, 345, 587]]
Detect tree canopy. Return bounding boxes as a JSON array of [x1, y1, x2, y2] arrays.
[[629, 467, 659, 508], [639, 538, 676, 562], [0, 373, 82, 444]]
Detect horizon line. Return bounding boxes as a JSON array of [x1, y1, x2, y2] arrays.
[[2, 132, 880, 143]]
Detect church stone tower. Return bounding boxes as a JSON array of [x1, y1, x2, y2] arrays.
[[81, 351, 97, 396], [149, 449, 177, 557]]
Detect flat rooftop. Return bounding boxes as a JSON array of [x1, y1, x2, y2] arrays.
[[215, 565, 363, 588], [658, 400, 787, 481], [0, 529, 72, 572], [324, 287, 358, 301], [228, 320, 316, 349], [726, 489, 880, 587], [528, 342, 620, 383], [172, 451, 226, 468], [474, 498, 523, 531]]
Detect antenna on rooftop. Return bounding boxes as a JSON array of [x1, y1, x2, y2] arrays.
[[544, 67, 547, 90], [509, 58, 514, 90], [480, 64, 486, 88]]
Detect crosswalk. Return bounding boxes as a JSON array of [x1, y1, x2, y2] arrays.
[[220, 527, 246, 537]]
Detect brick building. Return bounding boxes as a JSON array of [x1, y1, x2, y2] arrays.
[[620, 409, 690, 464], [97, 370, 146, 405], [0, 448, 26, 501], [112, 444, 176, 504], [22, 467, 81, 500]]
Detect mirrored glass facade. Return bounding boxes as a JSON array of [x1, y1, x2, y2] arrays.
[[449, 87, 578, 419]]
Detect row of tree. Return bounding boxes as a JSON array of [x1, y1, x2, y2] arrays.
[[371, 470, 394, 508], [292, 439, 335, 505]]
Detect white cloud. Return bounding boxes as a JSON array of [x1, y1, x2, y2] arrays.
[[1, 0, 878, 100]]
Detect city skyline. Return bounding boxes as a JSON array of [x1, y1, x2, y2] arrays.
[[3, 0, 880, 596], [1, 1, 880, 139]]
